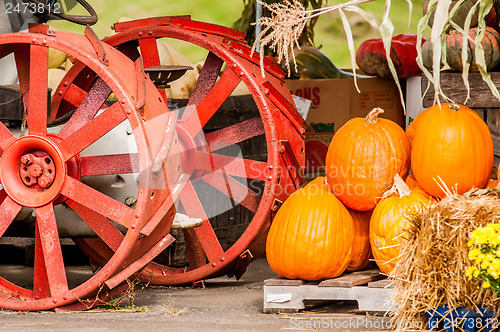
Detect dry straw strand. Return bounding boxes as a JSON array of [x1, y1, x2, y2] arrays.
[[251, 0, 374, 78], [390, 189, 500, 331]]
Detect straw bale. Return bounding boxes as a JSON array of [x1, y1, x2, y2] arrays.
[[390, 188, 500, 331]]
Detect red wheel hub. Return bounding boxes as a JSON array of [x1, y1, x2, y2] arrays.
[[0, 136, 66, 208], [19, 152, 56, 189]]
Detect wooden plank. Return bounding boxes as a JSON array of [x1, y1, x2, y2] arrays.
[[368, 279, 395, 288], [264, 278, 306, 286], [263, 282, 396, 313], [488, 109, 500, 135], [421, 72, 500, 108], [318, 269, 383, 288]]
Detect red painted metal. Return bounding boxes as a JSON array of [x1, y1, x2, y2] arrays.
[[19, 152, 56, 188], [0, 26, 176, 311], [55, 17, 306, 286]]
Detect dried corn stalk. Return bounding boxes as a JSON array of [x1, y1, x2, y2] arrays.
[[251, 0, 411, 111], [253, 0, 500, 109], [417, 0, 500, 105]]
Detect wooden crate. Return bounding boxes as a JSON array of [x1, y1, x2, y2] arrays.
[[263, 268, 396, 313], [421, 72, 500, 164]]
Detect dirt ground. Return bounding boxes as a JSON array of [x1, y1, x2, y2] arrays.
[[0, 257, 398, 331]]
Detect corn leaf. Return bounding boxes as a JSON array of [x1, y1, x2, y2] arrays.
[[475, 0, 500, 101], [338, 8, 360, 92], [343, 5, 379, 29], [405, 0, 413, 28], [431, 0, 452, 105], [449, 0, 479, 104], [379, 0, 406, 113]]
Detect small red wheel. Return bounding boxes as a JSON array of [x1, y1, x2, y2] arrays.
[[0, 25, 174, 310], [51, 17, 307, 286]]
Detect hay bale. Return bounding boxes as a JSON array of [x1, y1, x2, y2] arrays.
[[390, 188, 500, 330]]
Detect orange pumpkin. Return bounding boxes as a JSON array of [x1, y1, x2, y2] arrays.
[[370, 174, 433, 274], [411, 103, 494, 198], [325, 108, 411, 211], [266, 177, 354, 280], [346, 208, 373, 272], [405, 174, 421, 190]]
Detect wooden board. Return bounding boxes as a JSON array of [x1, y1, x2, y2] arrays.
[[421, 72, 500, 108], [318, 268, 383, 287], [263, 269, 396, 313]]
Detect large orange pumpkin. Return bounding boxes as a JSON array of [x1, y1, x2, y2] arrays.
[[325, 108, 411, 211], [346, 208, 373, 272], [266, 177, 354, 280], [370, 175, 433, 274], [411, 103, 494, 198], [405, 174, 421, 190]]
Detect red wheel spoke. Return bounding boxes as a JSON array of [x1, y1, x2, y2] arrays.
[[80, 153, 139, 176], [139, 37, 161, 68], [26, 43, 49, 135], [202, 172, 260, 213], [183, 228, 207, 270], [0, 122, 16, 153], [0, 196, 22, 238], [205, 117, 265, 151], [60, 176, 134, 228], [33, 223, 50, 299], [58, 103, 127, 161], [14, 45, 30, 113], [59, 78, 111, 139], [197, 153, 268, 181], [180, 67, 241, 137], [67, 200, 124, 251], [34, 204, 69, 296], [180, 181, 223, 262], [186, 52, 223, 110], [139, 38, 167, 101]]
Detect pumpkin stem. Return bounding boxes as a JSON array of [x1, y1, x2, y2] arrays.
[[365, 108, 384, 124], [393, 174, 412, 198], [382, 174, 412, 199], [449, 104, 460, 111]]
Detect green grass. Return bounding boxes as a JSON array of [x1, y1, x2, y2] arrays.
[[50, 0, 426, 68]]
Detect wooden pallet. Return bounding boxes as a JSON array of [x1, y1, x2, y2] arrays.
[[263, 268, 396, 313]]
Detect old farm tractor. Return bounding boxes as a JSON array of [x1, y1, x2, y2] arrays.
[[0, 0, 306, 310]]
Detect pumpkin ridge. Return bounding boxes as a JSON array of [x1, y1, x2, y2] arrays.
[[276, 196, 293, 277], [379, 125, 402, 187], [311, 196, 325, 279], [462, 112, 480, 188], [285, 196, 301, 278]]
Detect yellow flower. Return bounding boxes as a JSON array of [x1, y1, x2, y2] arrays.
[[476, 234, 487, 244], [469, 248, 481, 259], [473, 269, 480, 278], [482, 280, 491, 289], [466, 266, 476, 277]]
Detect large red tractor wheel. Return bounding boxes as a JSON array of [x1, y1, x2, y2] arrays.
[[53, 17, 307, 286], [0, 26, 175, 310]]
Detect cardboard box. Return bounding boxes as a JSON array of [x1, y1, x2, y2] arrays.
[[285, 77, 404, 180]]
